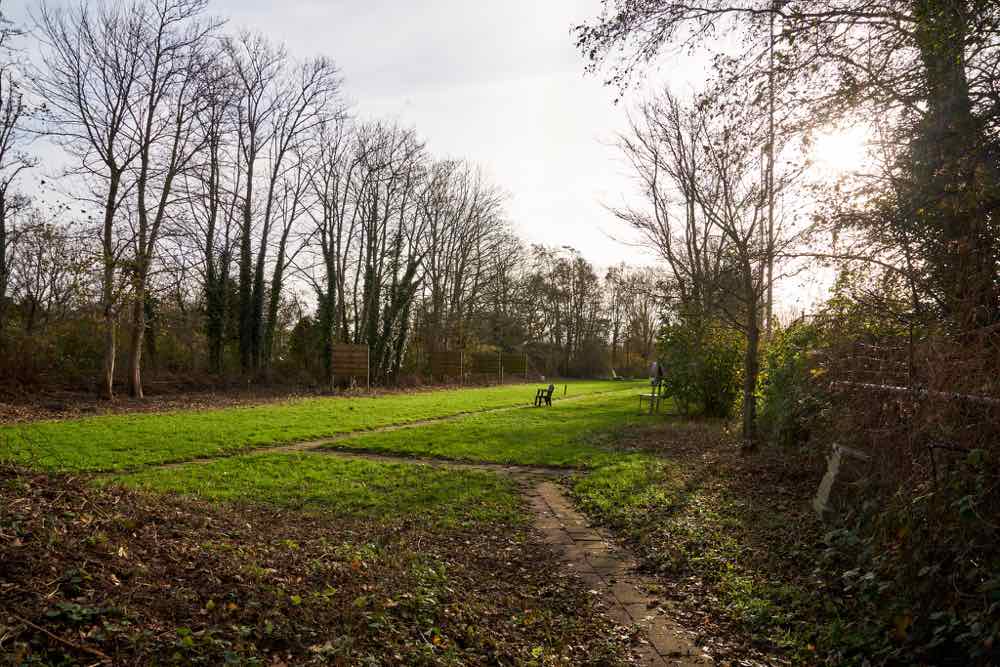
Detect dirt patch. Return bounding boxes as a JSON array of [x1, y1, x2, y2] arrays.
[[0, 381, 543, 425], [0, 387, 315, 425]]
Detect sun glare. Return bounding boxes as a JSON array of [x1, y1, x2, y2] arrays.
[[811, 126, 871, 174]]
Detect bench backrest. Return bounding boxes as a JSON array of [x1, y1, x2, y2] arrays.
[[546, 384, 555, 397]]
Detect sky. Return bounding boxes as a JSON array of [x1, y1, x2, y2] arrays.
[[210, 0, 669, 267], [11, 0, 847, 315], [12, 0, 701, 269]]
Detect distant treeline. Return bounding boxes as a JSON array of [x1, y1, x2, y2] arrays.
[[0, 0, 659, 395]]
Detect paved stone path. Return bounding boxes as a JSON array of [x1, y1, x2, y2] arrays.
[[313, 456, 714, 665], [528, 481, 713, 666]]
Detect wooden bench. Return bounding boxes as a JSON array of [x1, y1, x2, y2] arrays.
[[639, 378, 666, 414], [534, 383, 555, 407]]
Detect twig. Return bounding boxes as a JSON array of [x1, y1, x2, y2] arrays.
[[9, 612, 112, 663]]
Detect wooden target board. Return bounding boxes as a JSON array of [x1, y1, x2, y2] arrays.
[[501, 352, 527, 376], [469, 351, 501, 380], [430, 350, 463, 380], [332, 344, 369, 389]]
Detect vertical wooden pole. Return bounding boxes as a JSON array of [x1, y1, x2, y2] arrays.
[[366, 344, 370, 391]]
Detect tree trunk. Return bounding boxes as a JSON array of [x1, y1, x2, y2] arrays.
[[251, 252, 267, 369], [263, 223, 294, 371], [238, 157, 255, 373], [101, 308, 116, 400], [206, 276, 225, 374], [24, 298, 37, 334], [742, 304, 760, 448], [99, 173, 121, 400], [204, 134, 225, 375], [127, 284, 145, 398], [0, 196, 7, 342], [319, 281, 336, 390]]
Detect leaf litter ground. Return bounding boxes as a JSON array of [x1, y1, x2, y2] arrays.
[[1, 465, 636, 665]]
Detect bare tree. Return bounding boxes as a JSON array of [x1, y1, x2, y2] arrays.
[[35, 1, 147, 399], [225, 31, 284, 373], [253, 55, 341, 370], [225, 34, 342, 372], [183, 56, 239, 375], [125, 0, 218, 398], [617, 88, 801, 443], [262, 146, 314, 369], [622, 267, 660, 364], [0, 6, 32, 342], [477, 231, 527, 351], [419, 160, 507, 353], [351, 122, 427, 380], [306, 116, 360, 387], [10, 212, 90, 333]]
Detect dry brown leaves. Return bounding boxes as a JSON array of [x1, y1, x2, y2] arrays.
[[1, 465, 635, 665]]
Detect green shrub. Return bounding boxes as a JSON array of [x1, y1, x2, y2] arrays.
[[758, 321, 829, 447], [658, 318, 742, 418]]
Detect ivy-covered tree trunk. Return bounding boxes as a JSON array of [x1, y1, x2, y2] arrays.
[[262, 231, 289, 372], [911, 0, 999, 326], [204, 132, 226, 376], [318, 279, 337, 390], [0, 195, 8, 343], [238, 171, 255, 374]]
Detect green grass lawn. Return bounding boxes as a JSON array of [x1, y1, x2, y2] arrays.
[[321, 390, 666, 468], [0, 380, 640, 472], [110, 452, 523, 528]]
